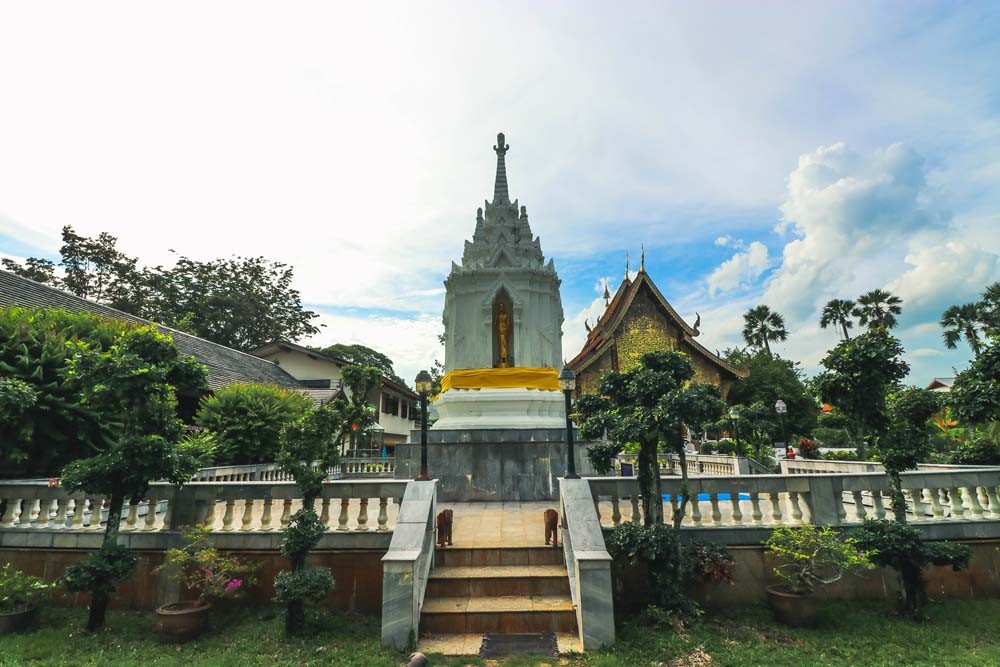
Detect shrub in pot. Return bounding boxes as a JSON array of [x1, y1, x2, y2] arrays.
[[764, 525, 873, 626], [0, 564, 56, 634], [153, 525, 258, 643]]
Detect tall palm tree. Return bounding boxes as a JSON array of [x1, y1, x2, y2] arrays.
[[941, 303, 984, 356], [820, 299, 856, 340], [853, 289, 902, 330], [980, 281, 1000, 337], [742, 304, 788, 356]]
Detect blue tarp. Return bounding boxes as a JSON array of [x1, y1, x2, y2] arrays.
[[662, 492, 751, 502]]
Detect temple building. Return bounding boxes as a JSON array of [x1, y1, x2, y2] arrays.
[[568, 257, 746, 399]]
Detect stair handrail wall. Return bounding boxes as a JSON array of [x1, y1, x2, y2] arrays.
[[380, 480, 438, 649], [559, 477, 615, 650]]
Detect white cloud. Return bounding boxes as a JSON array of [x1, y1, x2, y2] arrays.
[[707, 241, 769, 296]]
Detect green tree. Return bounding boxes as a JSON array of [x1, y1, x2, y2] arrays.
[[196, 384, 314, 465], [880, 388, 940, 520], [820, 298, 856, 340], [940, 303, 986, 356], [0, 307, 124, 475], [979, 281, 1000, 337], [58, 226, 142, 311], [1, 257, 59, 285], [275, 364, 380, 634], [58, 325, 211, 631], [949, 337, 1000, 424], [814, 329, 909, 459], [575, 351, 725, 529], [853, 289, 902, 330], [741, 304, 788, 356], [140, 254, 320, 351], [315, 343, 408, 388], [724, 348, 817, 442]]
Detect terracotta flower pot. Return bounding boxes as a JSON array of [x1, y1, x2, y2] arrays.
[[155, 600, 211, 643], [766, 586, 819, 627], [0, 607, 38, 634]]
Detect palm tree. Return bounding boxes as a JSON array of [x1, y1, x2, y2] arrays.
[[820, 299, 856, 340], [941, 303, 984, 356], [980, 281, 1000, 337], [742, 304, 788, 356], [853, 289, 902, 329]]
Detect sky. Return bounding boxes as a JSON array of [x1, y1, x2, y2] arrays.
[[1, 2, 998, 387]]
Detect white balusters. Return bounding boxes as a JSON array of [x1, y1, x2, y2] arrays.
[[260, 499, 274, 530], [320, 498, 331, 528], [709, 494, 722, 526], [872, 492, 886, 520], [949, 487, 966, 519], [357, 498, 369, 531], [729, 494, 743, 525], [965, 487, 985, 519], [202, 498, 217, 529], [280, 499, 292, 528], [928, 489, 944, 520], [377, 498, 389, 532], [850, 491, 866, 522], [908, 489, 927, 520], [144, 499, 157, 530], [70, 499, 86, 529], [124, 499, 139, 531], [769, 493, 784, 524], [630, 496, 640, 523], [1, 498, 22, 528], [88, 498, 105, 529], [221, 499, 236, 531], [749, 492, 763, 525], [788, 492, 805, 524], [986, 486, 1000, 519], [690, 495, 702, 526], [240, 498, 255, 531], [337, 498, 350, 531]]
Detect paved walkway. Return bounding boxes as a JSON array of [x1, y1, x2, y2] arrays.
[[440, 501, 560, 548]]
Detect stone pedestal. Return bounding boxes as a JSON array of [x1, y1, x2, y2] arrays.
[[395, 428, 593, 502], [431, 387, 566, 430]]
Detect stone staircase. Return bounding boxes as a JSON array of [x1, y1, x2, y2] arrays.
[[418, 545, 578, 654]]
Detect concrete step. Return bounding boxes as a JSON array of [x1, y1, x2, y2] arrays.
[[420, 595, 577, 634], [426, 565, 570, 598], [434, 546, 564, 567], [418, 632, 583, 656]]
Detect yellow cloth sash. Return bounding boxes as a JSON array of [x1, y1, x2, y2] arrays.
[[439, 367, 560, 393]]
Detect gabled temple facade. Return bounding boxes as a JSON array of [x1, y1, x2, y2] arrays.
[[568, 263, 746, 399]]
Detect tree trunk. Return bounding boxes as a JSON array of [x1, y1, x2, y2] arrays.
[[888, 471, 907, 524], [853, 419, 866, 460], [86, 593, 109, 632], [637, 439, 663, 526], [83, 494, 125, 632], [673, 449, 690, 532], [284, 492, 318, 634], [842, 321, 851, 340], [899, 562, 927, 620]]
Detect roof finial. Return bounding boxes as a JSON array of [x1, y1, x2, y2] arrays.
[[602, 279, 611, 306], [640, 244, 645, 272], [624, 253, 630, 281], [492, 132, 510, 204]]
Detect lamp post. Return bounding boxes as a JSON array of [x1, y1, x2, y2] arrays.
[[774, 399, 788, 450], [728, 406, 740, 454], [414, 370, 433, 481], [558, 365, 579, 479]]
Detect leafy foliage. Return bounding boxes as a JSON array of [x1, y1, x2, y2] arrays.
[[61, 543, 138, 600], [949, 337, 1000, 424], [4, 225, 320, 351], [820, 298, 856, 340], [156, 526, 258, 604], [0, 307, 123, 475], [0, 564, 56, 613], [764, 526, 873, 595], [576, 350, 724, 528], [313, 343, 409, 389], [196, 383, 313, 466], [280, 510, 328, 568], [741, 304, 788, 356], [940, 303, 986, 356], [854, 289, 903, 330], [814, 329, 909, 458], [852, 519, 971, 620], [273, 568, 335, 605], [797, 437, 820, 459], [724, 349, 817, 440]]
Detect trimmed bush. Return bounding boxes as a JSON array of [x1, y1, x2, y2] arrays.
[[196, 383, 313, 465]]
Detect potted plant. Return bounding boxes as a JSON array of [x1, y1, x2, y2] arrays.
[[154, 526, 258, 643], [763, 525, 872, 626], [0, 564, 56, 634]]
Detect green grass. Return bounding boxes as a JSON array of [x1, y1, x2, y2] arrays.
[[3, 600, 1000, 666]]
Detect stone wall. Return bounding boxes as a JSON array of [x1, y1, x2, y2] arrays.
[[614, 539, 1000, 615], [0, 548, 386, 614]]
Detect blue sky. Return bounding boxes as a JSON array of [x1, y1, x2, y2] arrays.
[[0, 2, 998, 385]]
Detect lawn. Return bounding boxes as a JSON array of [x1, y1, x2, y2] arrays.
[[3, 600, 1000, 666]]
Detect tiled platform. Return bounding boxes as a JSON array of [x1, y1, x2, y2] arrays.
[[418, 632, 582, 656], [441, 501, 561, 548]]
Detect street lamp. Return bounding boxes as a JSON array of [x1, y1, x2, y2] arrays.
[[728, 406, 740, 453], [414, 370, 433, 481], [774, 399, 789, 450], [558, 365, 579, 479]]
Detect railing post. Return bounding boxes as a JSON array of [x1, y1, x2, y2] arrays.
[[802, 475, 842, 525]]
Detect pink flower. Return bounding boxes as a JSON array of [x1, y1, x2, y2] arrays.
[[226, 578, 243, 592]]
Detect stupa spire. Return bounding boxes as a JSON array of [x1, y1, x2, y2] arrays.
[[492, 132, 510, 204]]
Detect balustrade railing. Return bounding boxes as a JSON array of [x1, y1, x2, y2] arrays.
[[589, 468, 1000, 529], [615, 453, 749, 477], [0, 479, 408, 534]]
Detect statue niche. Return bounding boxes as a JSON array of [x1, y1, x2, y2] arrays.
[[492, 291, 514, 368]]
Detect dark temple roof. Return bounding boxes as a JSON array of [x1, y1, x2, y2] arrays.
[[0, 269, 304, 391]]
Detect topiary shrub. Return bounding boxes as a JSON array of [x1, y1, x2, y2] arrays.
[[196, 383, 313, 466], [852, 519, 971, 620]]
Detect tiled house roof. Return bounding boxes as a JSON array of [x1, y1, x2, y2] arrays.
[[0, 269, 304, 391]]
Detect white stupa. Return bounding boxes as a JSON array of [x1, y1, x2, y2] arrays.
[[433, 132, 566, 430]]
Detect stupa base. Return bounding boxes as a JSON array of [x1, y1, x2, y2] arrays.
[[429, 387, 566, 430]]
